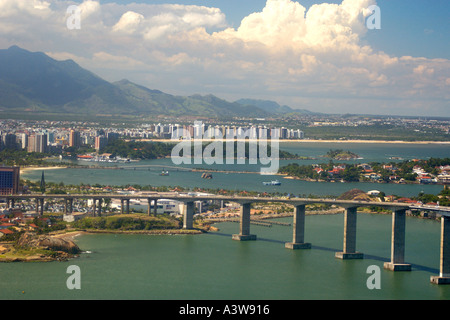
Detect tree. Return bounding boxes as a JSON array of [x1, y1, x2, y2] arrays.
[[342, 166, 360, 182]]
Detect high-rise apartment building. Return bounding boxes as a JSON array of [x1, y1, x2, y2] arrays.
[[69, 130, 81, 148], [27, 133, 48, 153], [95, 136, 107, 151], [0, 166, 20, 195]]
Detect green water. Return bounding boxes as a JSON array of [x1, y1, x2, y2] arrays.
[[22, 142, 450, 198], [1, 213, 449, 300], [7, 142, 450, 300]]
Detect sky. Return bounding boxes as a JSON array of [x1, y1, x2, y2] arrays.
[[0, 0, 449, 117]]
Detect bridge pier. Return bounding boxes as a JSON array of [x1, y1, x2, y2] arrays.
[[7, 198, 15, 209], [64, 198, 73, 214], [183, 201, 195, 229], [384, 209, 411, 271], [35, 198, 44, 216], [147, 198, 153, 216], [233, 202, 256, 241], [98, 198, 103, 216], [285, 204, 311, 249], [154, 199, 158, 216], [92, 198, 102, 217], [336, 206, 364, 259], [431, 216, 450, 284], [126, 199, 130, 214]]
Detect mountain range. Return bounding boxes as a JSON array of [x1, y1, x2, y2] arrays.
[[0, 46, 316, 118]]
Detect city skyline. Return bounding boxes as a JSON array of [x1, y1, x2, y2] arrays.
[[0, 0, 449, 117]]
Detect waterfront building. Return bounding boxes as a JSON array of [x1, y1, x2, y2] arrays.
[[28, 133, 48, 153], [1, 134, 18, 150], [107, 132, 120, 144], [20, 133, 28, 150], [27, 135, 35, 152], [0, 166, 20, 195], [95, 136, 107, 151], [69, 130, 81, 148]]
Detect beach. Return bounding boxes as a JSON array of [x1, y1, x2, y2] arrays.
[[20, 166, 67, 174]]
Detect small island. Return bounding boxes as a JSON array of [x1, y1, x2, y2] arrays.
[[323, 149, 361, 160]]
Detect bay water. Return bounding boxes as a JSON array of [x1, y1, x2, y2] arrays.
[[4, 142, 450, 300]]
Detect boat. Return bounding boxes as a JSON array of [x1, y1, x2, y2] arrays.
[[263, 180, 281, 186], [160, 170, 169, 176]]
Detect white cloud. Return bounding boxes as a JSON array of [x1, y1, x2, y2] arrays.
[[0, 0, 448, 116], [112, 11, 145, 34]]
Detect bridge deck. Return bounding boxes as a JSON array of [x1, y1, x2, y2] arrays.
[[2, 193, 450, 215]]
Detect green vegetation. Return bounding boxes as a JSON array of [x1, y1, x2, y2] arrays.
[[71, 214, 182, 231], [279, 156, 450, 184], [411, 188, 450, 207], [0, 149, 54, 167], [100, 139, 300, 160], [323, 149, 360, 160], [101, 139, 174, 159]]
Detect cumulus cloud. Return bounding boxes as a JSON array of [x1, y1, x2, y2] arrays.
[[0, 0, 448, 116]]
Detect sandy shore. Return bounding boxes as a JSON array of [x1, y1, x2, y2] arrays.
[[20, 166, 67, 174], [50, 230, 88, 240]]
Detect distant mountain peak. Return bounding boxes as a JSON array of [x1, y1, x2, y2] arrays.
[[0, 45, 309, 118], [8, 45, 23, 51]]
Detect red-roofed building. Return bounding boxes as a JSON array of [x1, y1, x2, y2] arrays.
[[0, 223, 14, 230], [0, 228, 14, 237]]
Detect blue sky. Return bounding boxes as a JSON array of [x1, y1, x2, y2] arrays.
[[0, 0, 449, 116], [98, 0, 450, 59]]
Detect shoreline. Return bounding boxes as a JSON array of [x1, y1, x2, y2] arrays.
[[140, 138, 450, 145], [20, 166, 67, 174]]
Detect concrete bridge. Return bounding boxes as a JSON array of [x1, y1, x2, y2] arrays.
[[3, 192, 450, 285]]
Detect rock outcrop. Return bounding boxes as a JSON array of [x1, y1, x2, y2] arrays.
[[17, 232, 81, 254]]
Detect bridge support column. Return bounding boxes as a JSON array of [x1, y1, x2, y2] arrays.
[[126, 199, 130, 214], [147, 198, 151, 216], [183, 201, 194, 229], [64, 199, 68, 214], [35, 198, 39, 215], [431, 216, 450, 284], [384, 209, 411, 271], [97, 198, 102, 217], [39, 198, 44, 216], [286, 204, 311, 249], [92, 199, 96, 216], [66, 198, 73, 214], [154, 199, 158, 216], [336, 207, 363, 259], [233, 202, 256, 241], [121, 199, 124, 214]]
